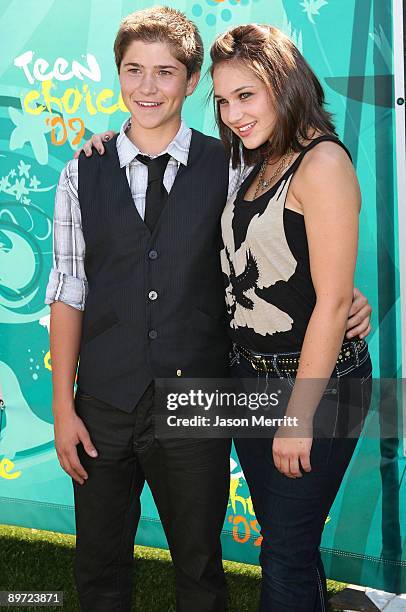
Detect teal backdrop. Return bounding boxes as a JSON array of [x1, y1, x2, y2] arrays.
[[0, 0, 404, 592]]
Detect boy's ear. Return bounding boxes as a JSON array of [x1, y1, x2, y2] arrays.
[[186, 70, 201, 96]]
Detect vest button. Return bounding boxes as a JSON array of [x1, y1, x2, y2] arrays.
[[148, 330, 158, 339], [148, 290, 158, 301], [148, 250, 158, 260]]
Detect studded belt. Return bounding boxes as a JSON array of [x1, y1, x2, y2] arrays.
[[235, 339, 366, 374]]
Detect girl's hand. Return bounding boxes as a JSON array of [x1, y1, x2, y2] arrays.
[[272, 427, 313, 478], [74, 130, 116, 159], [345, 287, 372, 339]]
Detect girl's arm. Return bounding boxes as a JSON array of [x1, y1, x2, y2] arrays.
[[273, 142, 361, 478]]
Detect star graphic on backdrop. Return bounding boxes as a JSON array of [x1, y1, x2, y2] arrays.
[[8, 106, 53, 166], [10, 178, 29, 201], [29, 175, 41, 189], [300, 0, 328, 24], [18, 160, 31, 178]]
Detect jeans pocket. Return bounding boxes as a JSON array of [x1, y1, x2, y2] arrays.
[[285, 370, 296, 389], [312, 378, 340, 441], [273, 362, 296, 390], [323, 374, 339, 396], [285, 371, 338, 398]]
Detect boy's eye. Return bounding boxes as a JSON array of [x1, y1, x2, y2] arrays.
[[129, 68, 141, 74], [159, 70, 171, 76]]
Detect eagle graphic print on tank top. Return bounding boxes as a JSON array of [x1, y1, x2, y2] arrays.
[[221, 174, 297, 337], [221, 137, 351, 353]]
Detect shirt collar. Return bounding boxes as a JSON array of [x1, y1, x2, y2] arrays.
[[117, 118, 192, 169]]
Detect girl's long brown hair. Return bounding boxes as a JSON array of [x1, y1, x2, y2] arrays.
[[209, 24, 337, 168]]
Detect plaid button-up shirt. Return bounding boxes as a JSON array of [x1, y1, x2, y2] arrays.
[[45, 119, 248, 311]]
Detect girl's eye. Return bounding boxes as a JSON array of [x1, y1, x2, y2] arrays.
[[240, 92, 252, 100], [217, 99, 228, 106]]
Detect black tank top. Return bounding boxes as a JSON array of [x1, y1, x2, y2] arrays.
[[220, 136, 352, 353]]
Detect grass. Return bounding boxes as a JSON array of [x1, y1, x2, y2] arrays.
[[0, 524, 345, 611]]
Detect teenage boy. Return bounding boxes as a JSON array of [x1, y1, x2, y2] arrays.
[[46, 6, 371, 612]]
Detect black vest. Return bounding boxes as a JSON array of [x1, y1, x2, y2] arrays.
[[77, 130, 230, 412]]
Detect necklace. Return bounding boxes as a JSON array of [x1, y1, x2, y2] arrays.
[[253, 150, 294, 199]]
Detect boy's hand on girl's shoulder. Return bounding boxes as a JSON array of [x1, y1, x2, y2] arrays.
[[74, 130, 116, 159], [53, 405, 98, 485]]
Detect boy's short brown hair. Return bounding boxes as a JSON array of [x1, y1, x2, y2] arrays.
[[114, 6, 204, 78]]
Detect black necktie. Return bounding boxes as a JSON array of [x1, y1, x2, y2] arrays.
[[136, 153, 170, 231]]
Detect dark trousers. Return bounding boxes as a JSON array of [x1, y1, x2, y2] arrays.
[[73, 383, 231, 612], [231, 340, 372, 612]]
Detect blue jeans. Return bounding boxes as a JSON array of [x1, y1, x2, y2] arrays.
[[231, 340, 372, 612]]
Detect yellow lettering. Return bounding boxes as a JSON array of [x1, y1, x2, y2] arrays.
[[61, 87, 82, 114], [246, 496, 255, 516], [24, 83, 126, 119], [0, 458, 22, 480], [229, 478, 256, 516], [44, 350, 52, 371], [96, 89, 119, 114], [42, 80, 63, 114], [118, 92, 128, 112], [23, 90, 45, 115], [83, 84, 97, 116], [229, 478, 247, 514]]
